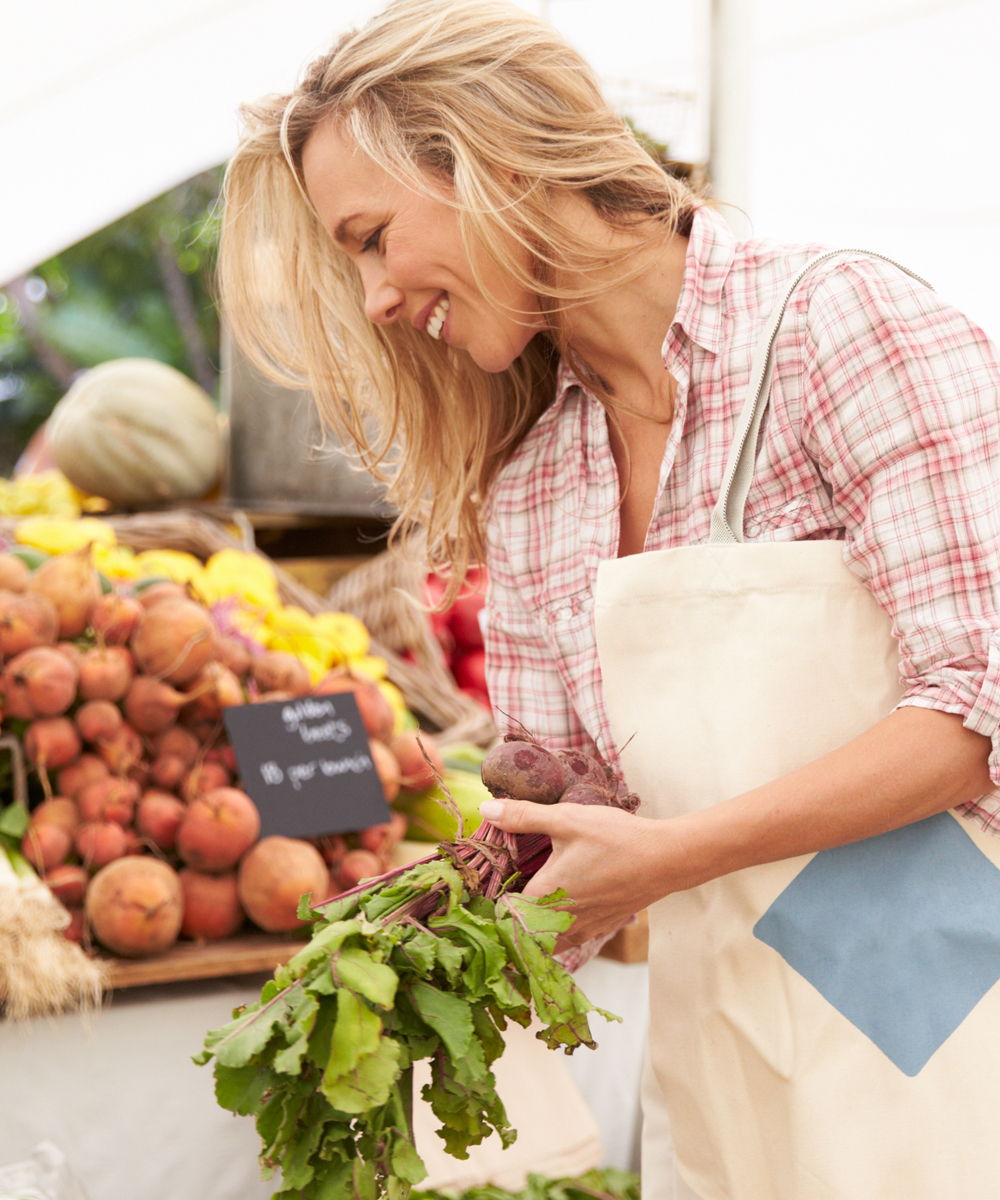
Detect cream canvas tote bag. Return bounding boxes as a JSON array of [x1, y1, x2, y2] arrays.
[[595, 252, 1000, 1199]]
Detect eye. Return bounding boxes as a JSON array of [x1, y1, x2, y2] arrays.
[[361, 225, 384, 253]]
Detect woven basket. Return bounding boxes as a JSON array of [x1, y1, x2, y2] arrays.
[[325, 538, 497, 747], [0, 510, 495, 746]]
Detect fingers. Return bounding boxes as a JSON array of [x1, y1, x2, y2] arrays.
[[479, 797, 563, 835]]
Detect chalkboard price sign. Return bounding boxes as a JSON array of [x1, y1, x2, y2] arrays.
[[223, 692, 392, 839]]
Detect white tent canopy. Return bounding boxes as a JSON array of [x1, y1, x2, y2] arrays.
[[0, 0, 383, 285], [0, 0, 705, 288]]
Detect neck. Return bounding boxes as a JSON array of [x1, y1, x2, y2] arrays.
[[557, 207, 689, 423]]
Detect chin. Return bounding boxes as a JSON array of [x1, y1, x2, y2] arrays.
[[468, 333, 537, 374]]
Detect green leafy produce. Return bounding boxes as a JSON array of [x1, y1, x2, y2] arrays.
[[415, 1166, 640, 1200], [197, 832, 617, 1200]]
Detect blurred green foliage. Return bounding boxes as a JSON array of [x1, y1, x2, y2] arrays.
[[0, 168, 223, 475], [415, 1168, 641, 1200]]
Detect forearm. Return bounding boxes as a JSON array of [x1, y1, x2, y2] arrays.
[[662, 706, 993, 892]]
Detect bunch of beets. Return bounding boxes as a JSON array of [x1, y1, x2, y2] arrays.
[[197, 732, 638, 1200]]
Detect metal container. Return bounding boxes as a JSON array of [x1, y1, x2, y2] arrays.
[[221, 329, 394, 518]]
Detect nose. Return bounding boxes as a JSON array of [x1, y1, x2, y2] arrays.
[[359, 261, 404, 326]]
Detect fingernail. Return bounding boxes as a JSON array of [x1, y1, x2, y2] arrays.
[[479, 799, 504, 821]]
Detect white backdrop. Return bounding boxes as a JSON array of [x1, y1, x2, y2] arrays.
[[0, 0, 707, 288], [711, 0, 1000, 340]]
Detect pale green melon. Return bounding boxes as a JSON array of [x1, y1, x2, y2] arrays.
[[48, 358, 222, 505]]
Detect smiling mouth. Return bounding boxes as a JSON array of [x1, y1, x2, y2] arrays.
[[426, 295, 450, 340]]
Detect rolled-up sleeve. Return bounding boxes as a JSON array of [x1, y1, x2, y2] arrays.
[[799, 260, 1000, 827]]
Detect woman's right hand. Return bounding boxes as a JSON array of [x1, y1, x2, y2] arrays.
[[479, 798, 680, 949]]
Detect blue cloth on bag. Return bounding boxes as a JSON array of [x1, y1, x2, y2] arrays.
[[753, 812, 1000, 1076]]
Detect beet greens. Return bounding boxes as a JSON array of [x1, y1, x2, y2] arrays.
[[196, 820, 616, 1200]]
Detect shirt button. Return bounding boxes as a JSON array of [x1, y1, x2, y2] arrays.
[[555, 606, 574, 621]]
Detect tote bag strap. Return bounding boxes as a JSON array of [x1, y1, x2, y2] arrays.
[[708, 250, 933, 546]]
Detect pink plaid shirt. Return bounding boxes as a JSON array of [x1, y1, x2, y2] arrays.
[[484, 205, 1000, 835]]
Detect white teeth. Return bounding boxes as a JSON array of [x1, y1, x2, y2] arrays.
[[426, 296, 449, 340]]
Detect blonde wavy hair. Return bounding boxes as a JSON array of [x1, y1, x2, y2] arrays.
[[221, 0, 698, 587]]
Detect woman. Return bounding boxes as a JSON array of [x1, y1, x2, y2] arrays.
[[221, 1, 1000, 1196]]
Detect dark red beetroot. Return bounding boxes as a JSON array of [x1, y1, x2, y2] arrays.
[[75, 699, 123, 744], [30, 797, 80, 838], [391, 730, 445, 793], [176, 787, 260, 872], [22, 822, 71, 872], [179, 869, 244, 940], [313, 672, 395, 743], [553, 748, 612, 790], [559, 782, 615, 806], [90, 592, 143, 645], [480, 740, 567, 804], [24, 717, 82, 771], [77, 645, 134, 702], [136, 790, 187, 851], [2, 645, 77, 719], [44, 863, 89, 905], [75, 819, 128, 868], [58, 754, 109, 798], [78, 777, 140, 826]]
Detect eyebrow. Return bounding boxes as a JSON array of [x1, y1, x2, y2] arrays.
[[333, 213, 364, 245]]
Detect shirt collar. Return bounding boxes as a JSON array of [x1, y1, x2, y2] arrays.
[[665, 205, 736, 359], [548, 204, 738, 414]]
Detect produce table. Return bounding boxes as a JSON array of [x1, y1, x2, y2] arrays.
[[0, 956, 646, 1200]]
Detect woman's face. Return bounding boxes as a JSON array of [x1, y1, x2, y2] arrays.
[[302, 120, 543, 373]]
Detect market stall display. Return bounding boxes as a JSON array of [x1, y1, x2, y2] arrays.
[[0, 513, 498, 1006]]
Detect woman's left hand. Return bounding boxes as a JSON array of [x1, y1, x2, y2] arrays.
[[479, 798, 675, 949]]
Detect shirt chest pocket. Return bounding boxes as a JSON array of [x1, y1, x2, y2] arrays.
[[743, 493, 832, 541]]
